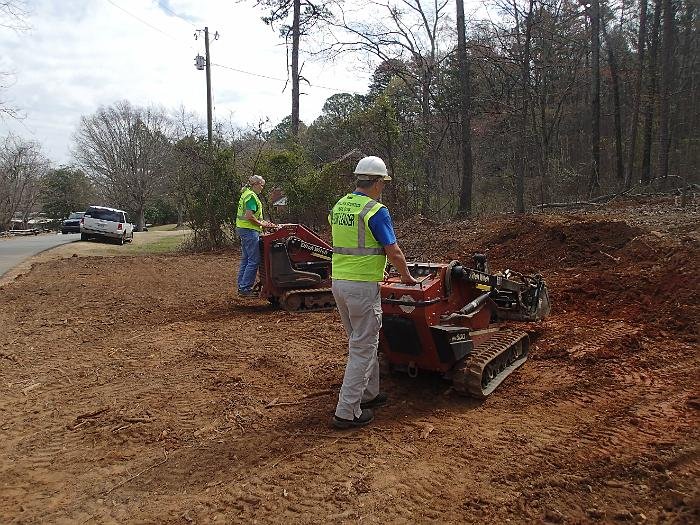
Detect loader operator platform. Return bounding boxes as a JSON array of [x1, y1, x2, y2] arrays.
[[330, 155, 417, 430]]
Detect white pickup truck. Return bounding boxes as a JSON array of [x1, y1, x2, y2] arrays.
[[80, 206, 134, 245]]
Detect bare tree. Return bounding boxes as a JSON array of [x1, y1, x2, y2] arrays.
[[1, 0, 30, 119], [625, 0, 647, 189], [589, 0, 601, 195], [327, 0, 452, 211], [455, 0, 473, 216], [0, 134, 48, 231], [252, 0, 333, 138], [601, 9, 623, 184], [641, 0, 661, 185], [0, 0, 29, 29], [73, 101, 173, 230], [512, 0, 535, 212], [657, 0, 675, 182]]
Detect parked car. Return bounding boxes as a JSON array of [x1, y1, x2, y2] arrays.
[[61, 212, 85, 234], [80, 206, 134, 245]]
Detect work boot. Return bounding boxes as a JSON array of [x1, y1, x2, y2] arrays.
[[361, 392, 388, 409], [332, 409, 374, 429], [237, 289, 254, 297]]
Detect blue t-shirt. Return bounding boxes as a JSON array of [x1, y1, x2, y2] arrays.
[[353, 192, 397, 246]]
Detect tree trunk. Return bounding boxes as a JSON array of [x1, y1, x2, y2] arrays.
[[177, 203, 183, 228], [514, 0, 534, 214], [421, 71, 432, 212], [138, 207, 145, 231], [383, 105, 398, 207], [675, 0, 697, 180], [291, 0, 301, 138], [657, 0, 675, 182], [589, 0, 601, 196], [625, 0, 647, 189], [602, 19, 624, 184], [641, 0, 662, 185], [456, 0, 473, 216]]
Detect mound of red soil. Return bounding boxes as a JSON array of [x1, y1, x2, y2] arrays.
[[486, 218, 642, 268], [397, 211, 699, 342]]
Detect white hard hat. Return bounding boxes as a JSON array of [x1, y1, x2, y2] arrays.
[[354, 156, 391, 181]]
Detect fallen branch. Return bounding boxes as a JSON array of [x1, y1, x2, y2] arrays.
[[535, 201, 601, 209], [600, 251, 620, 262], [76, 407, 110, 420], [103, 457, 169, 495], [303, 389, 335, 399], [265, 389, 335, 408], [21, 383, 41, 395], [67, 420, 91, 431]]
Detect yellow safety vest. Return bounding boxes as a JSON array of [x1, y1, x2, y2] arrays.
[[330, 193, 387, 281], [236, 188, 263, 231]]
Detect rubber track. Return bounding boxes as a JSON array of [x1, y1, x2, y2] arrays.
[[280, 287, 335, 312], [452, 329, 529, 398]]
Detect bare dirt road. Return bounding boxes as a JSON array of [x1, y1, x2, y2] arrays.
[[0, 198, 697, 524]]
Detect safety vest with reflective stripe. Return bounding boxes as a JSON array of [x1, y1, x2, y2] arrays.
[[330, 193, 387, 282], [236, 188, 263, 231]]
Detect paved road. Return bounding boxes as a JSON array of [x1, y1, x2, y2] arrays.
[[0, 233, 79, 277]]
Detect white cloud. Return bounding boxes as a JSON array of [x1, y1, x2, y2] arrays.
[[0, 0, 486, 164], [0, 0, 376, 163]]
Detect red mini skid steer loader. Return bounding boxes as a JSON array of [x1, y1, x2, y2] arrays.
[[256, 224, 550, 397]]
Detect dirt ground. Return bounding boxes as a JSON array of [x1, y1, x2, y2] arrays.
[[1, 197, 698, 524]]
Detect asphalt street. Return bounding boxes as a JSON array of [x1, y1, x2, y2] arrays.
[[0, 233, 79, 277]]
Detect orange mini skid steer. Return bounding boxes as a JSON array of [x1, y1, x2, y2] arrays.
[[257, 225, 550, 397], [379, 259, 550, 397], [257, 224, 335, 311]]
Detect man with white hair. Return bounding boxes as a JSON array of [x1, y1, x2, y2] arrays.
[[330, 156, 417, 429], [235, 175, 277, 296]]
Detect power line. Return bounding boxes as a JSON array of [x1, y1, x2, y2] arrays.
[[104, 0, 359, 95], [211, 63, 358, 94], [156, 1, 198, 28], [103, 0, 195, 50]]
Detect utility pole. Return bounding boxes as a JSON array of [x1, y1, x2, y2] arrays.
[[194, 27, 218, 149], [204, 26, 213, 148]]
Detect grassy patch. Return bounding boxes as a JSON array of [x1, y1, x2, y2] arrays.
[[102, 234, 188, 255], [148, 224, 190, 232]]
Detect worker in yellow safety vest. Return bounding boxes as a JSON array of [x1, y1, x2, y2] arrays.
[[329, 156, 418, 429], [236, 175, 277, 296]]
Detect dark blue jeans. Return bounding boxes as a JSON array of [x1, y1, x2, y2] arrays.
[[237, 227, 261, 292]]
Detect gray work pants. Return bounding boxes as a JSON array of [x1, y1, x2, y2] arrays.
[[332, 279, 382, 420]]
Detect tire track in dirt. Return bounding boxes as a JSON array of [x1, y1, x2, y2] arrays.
[[513, 361, 694, 478], [566, 321, 640, 359]]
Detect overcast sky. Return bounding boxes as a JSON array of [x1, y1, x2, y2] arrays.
[[0, 0, 482, 165]]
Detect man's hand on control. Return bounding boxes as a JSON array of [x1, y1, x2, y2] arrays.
[[401, 274, 419, 285]]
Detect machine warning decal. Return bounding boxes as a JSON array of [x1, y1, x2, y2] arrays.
[[398, 295, 416, 314]]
